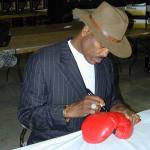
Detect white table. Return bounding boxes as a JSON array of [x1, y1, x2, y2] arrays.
[[15, 109, 150, 150]]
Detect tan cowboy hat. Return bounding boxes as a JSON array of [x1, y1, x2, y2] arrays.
[[73, 1, 132, 58]]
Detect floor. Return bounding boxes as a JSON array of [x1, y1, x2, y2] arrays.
[[0, 45, 150, 150]]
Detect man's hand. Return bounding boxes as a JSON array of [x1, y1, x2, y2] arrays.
[[110, 103, 141, 125], [64, 95, 105, 118]]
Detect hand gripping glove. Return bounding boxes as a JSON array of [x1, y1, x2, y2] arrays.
[[81, 112, 133, 144]]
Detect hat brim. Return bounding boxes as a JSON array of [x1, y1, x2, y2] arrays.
[[74, 9, 132, 58]]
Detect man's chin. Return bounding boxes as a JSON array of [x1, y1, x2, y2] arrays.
[[87, 59, 102, 64], [95, 58, 103, 63], [86, 58, 103, 64]]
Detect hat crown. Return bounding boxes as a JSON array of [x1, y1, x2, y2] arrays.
[[92, 2, 128, 40]]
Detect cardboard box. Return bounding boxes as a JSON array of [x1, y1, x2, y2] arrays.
[[125, 3, 146, 16], [146, 18, 150, 29], [130, 19, 146, 29], [147, 5, 150, 13]]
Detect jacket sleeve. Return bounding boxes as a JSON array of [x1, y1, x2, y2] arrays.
[[17, 52, 67, 130]]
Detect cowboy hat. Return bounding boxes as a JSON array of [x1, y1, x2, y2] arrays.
[[73, 1, 132, 58]]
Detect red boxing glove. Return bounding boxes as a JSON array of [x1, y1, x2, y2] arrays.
[[81, 112, 133, 144], [81, 112, 117, 144], [108, 112, 133, 139]]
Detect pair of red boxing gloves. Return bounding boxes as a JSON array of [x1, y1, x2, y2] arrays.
[[81, 112, 135, 144]]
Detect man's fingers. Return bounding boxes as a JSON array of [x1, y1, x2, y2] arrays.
[[132, 114, 141, 124], [125, 112, 141, 125], [89, 109, 96, 114], [85, 95, 105, 107]]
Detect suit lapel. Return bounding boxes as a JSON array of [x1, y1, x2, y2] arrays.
[[58, 41, 87, 96], [95, 62, 107, 99]]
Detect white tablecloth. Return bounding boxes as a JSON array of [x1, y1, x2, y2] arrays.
[[15, 109, 150, 150]]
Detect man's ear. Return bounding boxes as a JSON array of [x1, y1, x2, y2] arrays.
[[81, 26, 91, 37]]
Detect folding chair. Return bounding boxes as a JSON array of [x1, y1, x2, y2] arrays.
[[20, 125, 28, 147]]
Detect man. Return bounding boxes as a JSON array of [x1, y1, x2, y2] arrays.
[[18, 1, 140, 145]]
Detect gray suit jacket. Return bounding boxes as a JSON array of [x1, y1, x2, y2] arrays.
[[18, 40, 119, 144]]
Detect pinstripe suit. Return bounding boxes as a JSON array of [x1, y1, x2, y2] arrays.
[[18, 40, 119, 144]]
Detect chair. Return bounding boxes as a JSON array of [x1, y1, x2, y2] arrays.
[[1, 0, 13, 14], [16, 0, 27, 13], [0, 21, 11, 47], [20, 125, 28, 147]]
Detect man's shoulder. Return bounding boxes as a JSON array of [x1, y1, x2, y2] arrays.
[[27, 40, 68, 66], [31, 40, 68, 59], [39, 40, 68, 55]]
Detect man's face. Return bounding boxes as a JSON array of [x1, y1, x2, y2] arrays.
[[80, 30, 109, 64]]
